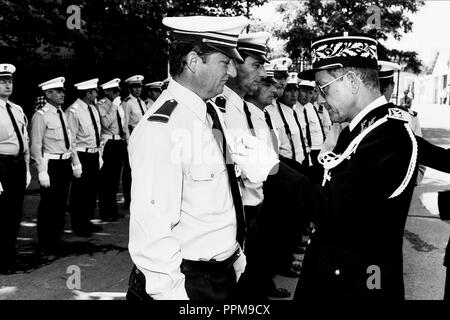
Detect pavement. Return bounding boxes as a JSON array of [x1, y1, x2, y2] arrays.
[[0, 102, 449, 300]]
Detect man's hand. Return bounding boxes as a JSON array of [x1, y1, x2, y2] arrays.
[[233, 134, 279, 183], [26, 170, 32, 188], [38, 172, 50, 188], [72, 164, 82, 178], [233, 250, 247, 283]]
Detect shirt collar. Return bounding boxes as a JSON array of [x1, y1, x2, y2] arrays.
[[349, 96, 388, 132], [0, 99, 7, 108], [246, 101, 265, 120], [112, 96, 121, 105], [166, 79, 207, 122], [223, 86, 244, 113], [44, 102, 59, 113], [76, 98, 90, 109]]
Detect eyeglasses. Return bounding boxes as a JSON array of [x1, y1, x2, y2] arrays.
[[316, 71, 361, 97]]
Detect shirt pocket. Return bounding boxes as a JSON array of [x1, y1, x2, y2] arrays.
[[189, 163, 226, 182], [45, 121, 63, 141], [80, 117, 93, 136], [0, 121, 14, 141]]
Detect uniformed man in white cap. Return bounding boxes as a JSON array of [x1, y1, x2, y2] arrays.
[[126, 15, 269, 300], [30, 76, 74, 254], [270, 57, 292, 99], [266, 72, 310, 169], [296, 78, 326, 167], [0, 63, 30, 274], [97, 78, 127, 221], [121, 74, 145, 210], [144, 81, 163, 109], [66, 78, 102, 237]]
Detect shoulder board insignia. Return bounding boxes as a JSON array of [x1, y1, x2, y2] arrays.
[[215, 96, 227, 113], [394, 105, 417, 117], [123, 96, 131, 102], [37, 106, 49, 115], [97, 99, 105, 105], [387, 108, 408, 122], [148, 99, 178, 123]]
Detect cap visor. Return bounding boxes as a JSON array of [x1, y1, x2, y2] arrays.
[[206, 44, 243, 63], [240, 51, 270, 64]]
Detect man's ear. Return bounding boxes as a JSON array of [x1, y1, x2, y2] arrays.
[[185, 51, 200, 73], [347, 71, 360, 94]]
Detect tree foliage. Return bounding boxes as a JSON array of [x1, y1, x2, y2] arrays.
[[0, 0, 266, 113], [275, 0, 425, 74]]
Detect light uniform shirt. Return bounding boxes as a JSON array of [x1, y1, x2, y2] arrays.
[[66, 98, 101, 150], [314, 102, 332, 138], [220, 85, 263, 207], [96, 96, 126, 139], [128, 79, 245, 300], [265, 100, 307, 164], [245, 101, 279, 153], [122, 94, 148, 134], [146, 98, 155, 110], [0, 99, 30, 166], [296, 101, 324, 151], [30, 102, 73, 173]]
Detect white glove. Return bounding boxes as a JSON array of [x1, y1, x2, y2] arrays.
[[72, 164, 82, 178], [233, 134, 279, 183], [26, 171, 32, 188], [38, 172, 50, 188], [233, 250, 247, 283], [0, 181, 3, 195]]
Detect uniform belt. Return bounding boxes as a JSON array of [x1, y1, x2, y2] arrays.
[[44, 152, 71, 160], [0, 152, 24, 160], [103, 134, 123, 141], [76, 147, 99, 154], [181, 249, 241, 274]]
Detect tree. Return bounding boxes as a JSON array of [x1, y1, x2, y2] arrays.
[[275, 0, 425, 74], [0, 0, 266, 114]]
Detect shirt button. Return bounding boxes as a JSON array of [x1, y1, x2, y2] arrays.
[[335, 269, 340, 276], [210, 173, 214, 178], [151, 200, 155, 205]]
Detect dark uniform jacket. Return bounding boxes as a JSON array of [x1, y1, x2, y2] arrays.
[[269, 103, 418, 300]]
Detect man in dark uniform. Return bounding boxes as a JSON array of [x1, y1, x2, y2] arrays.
[[236, 32, 419, 299], [31, 77, 76, 254], [0, 63, 30, 274]]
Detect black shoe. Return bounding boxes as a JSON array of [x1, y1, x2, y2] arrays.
[[73, 229, 92, 237], [267, 287, 291, 298], [278, 267, 301, 278]]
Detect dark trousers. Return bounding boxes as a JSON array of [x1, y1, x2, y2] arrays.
[[37, 159, 72, 249], [99, 139, 126, 220], [127, 251, 239, 301], [0, 154, 26, 270], [122, 149, 131, 208], [70, 152, 99, 232], [445, 267, 450, 301]]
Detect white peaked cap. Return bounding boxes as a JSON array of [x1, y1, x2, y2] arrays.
[[0, 63, 16, 76], [74, 78, 99, 90], [271, 57, 293, 72], [100, 78, 121, 90], [286, 72, 299, 85], [298, 79, 316, 89], [124, 75, 144, 84], [38, 77, 65, 91], [145, 81, 163, 89]]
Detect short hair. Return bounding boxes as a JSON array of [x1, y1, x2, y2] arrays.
[[328, 67, 380, 91], [169, 41, 217, 76], [77, 89, 96, 99], [379, 77, 394, 94]]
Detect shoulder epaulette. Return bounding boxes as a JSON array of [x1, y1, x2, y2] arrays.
[[97, 98, 106, 105], [148, 99, 178, 123], [215, 96, 227, 113], [123, 96, 131, 102], [37, 106, 49, 115], [69, 104, 79, 113], [387, 108, 409, 122], [394, 105, 418, 117]]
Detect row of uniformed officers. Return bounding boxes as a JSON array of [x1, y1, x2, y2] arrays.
[[0, 65, 164, 274]]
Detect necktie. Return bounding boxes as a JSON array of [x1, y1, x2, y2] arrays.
[[313, 105, 326, 142], [206, 102, 246, 248], [57, 107, 70, 150], [137, 98, 145, 116], [6, 103, 24, 154], [276, 101, 296, 160], [293, 110, 309, 167], [117, 109, 124, 137], [303, 108, 312, 148], [243, 102, 256, 137], [264, 111, 278, 152], [88, 105, 100, 147], [333, 126, 351, 154]]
